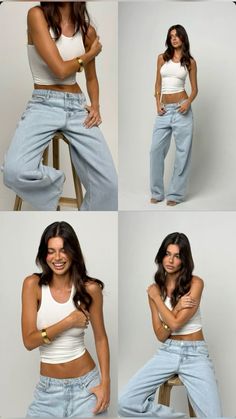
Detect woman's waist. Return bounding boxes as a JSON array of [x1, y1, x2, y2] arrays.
[[161, 91, 188, 104], [40, 349, 96, 379], [169, 329, 204, 341], [34, 82, 82, 94]]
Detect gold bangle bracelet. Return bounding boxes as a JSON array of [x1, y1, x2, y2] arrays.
[[41, 329, 51, 344], [76, 57, 84, 72], [162, 322, 170, 331]]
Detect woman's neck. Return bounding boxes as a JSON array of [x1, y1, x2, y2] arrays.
[[58, 3, 72, 24], [51, 274, 72, 290]]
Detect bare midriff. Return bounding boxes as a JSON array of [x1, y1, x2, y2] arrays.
[[40, 349, 96, 379], [34, 83, 82, 94], [162, 90, 188, 104], [170, 329, 204, 341]]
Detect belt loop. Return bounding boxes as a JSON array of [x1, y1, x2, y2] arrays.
[[46, 90, 50, 100]]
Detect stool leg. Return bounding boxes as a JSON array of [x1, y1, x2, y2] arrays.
[[43, 146, 49, 166], [158, 383, 172, 406], [69, 149, 83, 210], [188, 398, 196, 417], [14, 195, 23, 211], [52, 136, 60, 211]]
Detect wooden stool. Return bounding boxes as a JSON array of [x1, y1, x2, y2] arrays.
[[158, 375, 196, 417], [14, 132, 83, 211]]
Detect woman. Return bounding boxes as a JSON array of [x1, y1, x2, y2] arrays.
[[3, 2, 117, 211], [22, 221, 110, 417], [150, 25, 198, 206], [119, 232, 222, 417]]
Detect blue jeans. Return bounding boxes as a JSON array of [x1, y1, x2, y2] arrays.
[[119, 340, 222, 418], [26, 367, 107, 417], [3, 90, 118, 211], [150, 101, 193, 202]]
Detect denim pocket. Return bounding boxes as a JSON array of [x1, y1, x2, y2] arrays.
[[36, 380, 48, 393], [31, 94, 47, 103], [196, 345, 209, 357], [82, 370, 100, 397]]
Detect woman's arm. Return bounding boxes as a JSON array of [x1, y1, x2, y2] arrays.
[[154, 54, 166, 115], [178, 58, 198, 114], [83, 26, 102, 128], [27, 7, 101, 80], [148, 295, 174, 342], [85, 281, 110, 414], [147, 276, 204, 332], [187, 58, 198, 104], [21, 275, 88, 351]]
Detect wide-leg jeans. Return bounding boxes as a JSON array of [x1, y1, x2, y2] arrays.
[[150, 101, 193, 203], [119, 340, 222, 418], [3, 90, 118, 211]]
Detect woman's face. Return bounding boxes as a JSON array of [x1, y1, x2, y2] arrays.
[[46, 237, 72, 276], [162, 244, 182, 274], [169, 29, 183, 49]]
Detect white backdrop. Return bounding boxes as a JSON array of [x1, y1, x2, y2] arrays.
[[119, 211, 236, 417], [119, 1, 236, 211], [0, 1, 118, 210], [0, 212, 118, 417]]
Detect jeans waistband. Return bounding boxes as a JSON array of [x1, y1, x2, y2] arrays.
[[165, 339, 206, 348], [32, 89, 86, 102], [39, 366, 98, 387], [162, 99, 189, 108]]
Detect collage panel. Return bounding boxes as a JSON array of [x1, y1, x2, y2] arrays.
[[119, 1, 236, 211], [0, 1, 118, 211], [119, 211, 236, 417], [0, 211, 118, 417]]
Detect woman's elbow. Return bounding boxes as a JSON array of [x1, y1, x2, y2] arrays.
[[23, 340, 34, 351], [23, 336, 37, 351]]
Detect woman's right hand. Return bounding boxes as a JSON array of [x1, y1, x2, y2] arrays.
[[175, 291, 197, 312], [157, 104, 166, 115], [68, 309, 90, 328], [89, 36, 102, 59]]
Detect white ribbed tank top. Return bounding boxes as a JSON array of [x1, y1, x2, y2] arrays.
[[163, 296, 202, 335], [37, 284, 86, 364], [27, 28, 85, 85], [161, 60, 188, 94]]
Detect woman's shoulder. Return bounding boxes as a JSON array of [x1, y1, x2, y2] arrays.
[[191, 275, 204, 288], [85, 279, 103, 296], [27, 6, 46, 26], [23, 274, 40, 290], [84, 25, 97, 48], [189, 57, 197, 69], [158, 53, 165, 61]]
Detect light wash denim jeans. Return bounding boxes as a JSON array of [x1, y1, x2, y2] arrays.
[[119, 340, 222, 418], [26, 367, 107, 418], [150, 101, 193, 203], [3, 90, 118, 211]]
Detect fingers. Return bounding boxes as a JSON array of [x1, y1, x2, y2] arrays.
[[93, 397, 109, 414], [83, 107, 102, 128]]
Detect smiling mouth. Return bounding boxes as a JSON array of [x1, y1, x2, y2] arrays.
[[53, 262, 66, 269]]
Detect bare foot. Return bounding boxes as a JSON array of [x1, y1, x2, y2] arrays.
[[150, 198, 162, 204], [166, 200, 178, 206]]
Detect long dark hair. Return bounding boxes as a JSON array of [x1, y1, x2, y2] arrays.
[[163, 24, 193, 70], [154, 232, 194, 308], [36, 221, 104, 311], [39, 2, 90, 41]]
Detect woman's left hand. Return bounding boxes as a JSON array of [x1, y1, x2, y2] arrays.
[[178, 100, 191, 114], [89, 383, 110, 414], [84, 105, 102, 128], [147, 283, 161, 300]]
